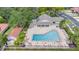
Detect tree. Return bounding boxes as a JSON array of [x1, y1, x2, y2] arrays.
[[8, 10, 22, 27], [0, 8, 13, 21], [0, 33, 7, 47], [38, 7, 48, 15], [0, 16, 5, 23], [59, 20, 72, 29], [59, 20, 66, 28], [51, 7, 65, 13], [14, 32, 25, 46], [73, 26, 79, 36], [75, 37, 79, 48], [2, 35, 7, 46]]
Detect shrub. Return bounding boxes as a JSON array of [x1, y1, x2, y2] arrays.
[[14, 32, 25, 46]]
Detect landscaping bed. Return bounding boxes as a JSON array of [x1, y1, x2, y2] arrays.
[[59, 20, 79, 48], [14, 31, 25, 46]]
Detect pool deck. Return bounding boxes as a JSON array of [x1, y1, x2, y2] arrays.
[[25, 24, 69, 48]]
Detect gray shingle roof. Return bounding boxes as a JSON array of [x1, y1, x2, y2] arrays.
[[37, 14, 53, 22], [29, 14, 64, 28]]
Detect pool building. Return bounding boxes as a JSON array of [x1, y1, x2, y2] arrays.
[[25, 14, 69, 48]]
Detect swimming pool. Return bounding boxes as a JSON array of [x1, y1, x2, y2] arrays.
[[32, 31, 60, 41]]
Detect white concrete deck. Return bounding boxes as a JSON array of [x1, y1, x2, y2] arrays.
[[25, 24, 69, 48]]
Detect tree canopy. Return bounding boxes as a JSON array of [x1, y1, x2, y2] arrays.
[[0, 7, 65, 30]]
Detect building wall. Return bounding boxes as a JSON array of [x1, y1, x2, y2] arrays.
[[7, 36, 16, 45]]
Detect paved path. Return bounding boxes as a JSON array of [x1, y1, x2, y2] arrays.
[[58, 12, 79, 27]]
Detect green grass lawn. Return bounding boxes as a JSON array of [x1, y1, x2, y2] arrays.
[[4, 48, 79, 51]]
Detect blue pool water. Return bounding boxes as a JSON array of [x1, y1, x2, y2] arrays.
[[32, 31, 60, 41]]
